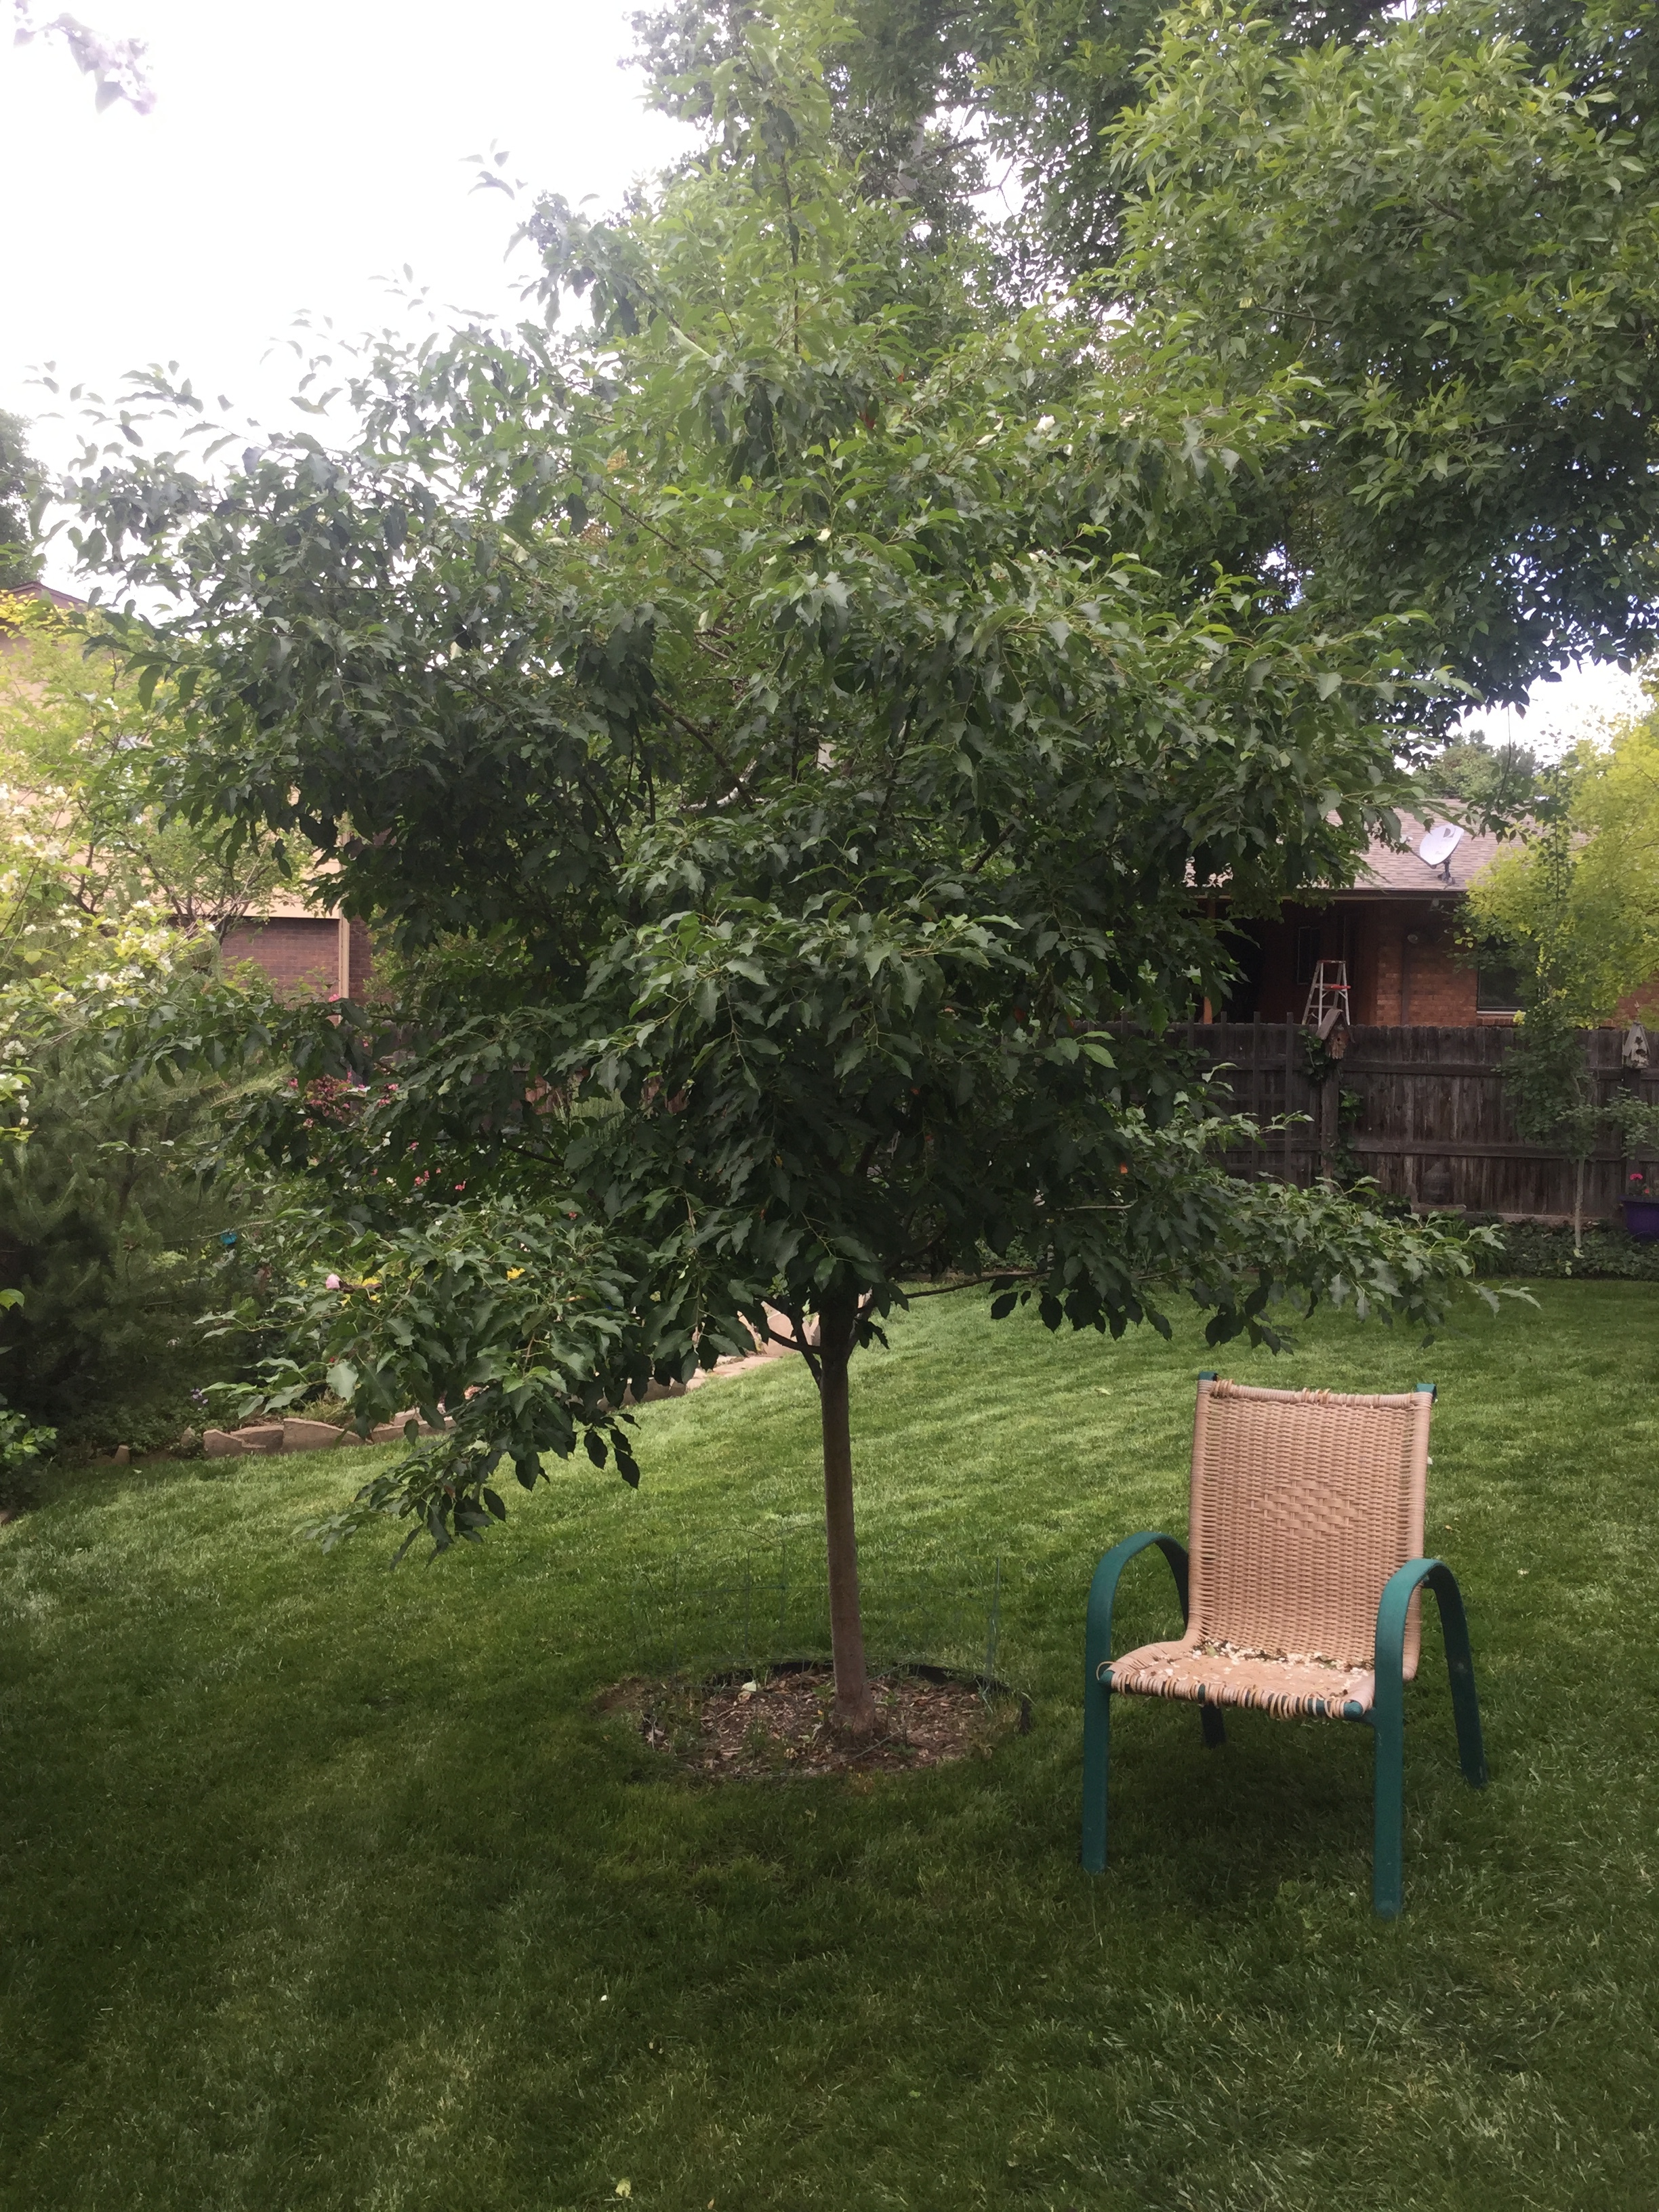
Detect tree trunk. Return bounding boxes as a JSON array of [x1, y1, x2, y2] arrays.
[[816, 1294, 875, 1734]]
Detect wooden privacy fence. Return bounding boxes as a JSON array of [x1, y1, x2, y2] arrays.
[[1172, 1021, 1658, 1221]]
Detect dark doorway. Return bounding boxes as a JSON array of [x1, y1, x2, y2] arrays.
[[1218, 924, 1268, 1019]]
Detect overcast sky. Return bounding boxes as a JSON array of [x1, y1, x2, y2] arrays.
[[2, 0, 1645, 741], [2, 3, 689, 476]]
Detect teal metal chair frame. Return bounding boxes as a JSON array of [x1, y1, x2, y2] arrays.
[[1082, 1525, 1488, 1918]]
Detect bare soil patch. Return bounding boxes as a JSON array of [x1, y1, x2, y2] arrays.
[[599, 1662, 1030, 1782]]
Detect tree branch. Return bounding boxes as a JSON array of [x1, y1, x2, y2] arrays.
[[660, 704, 754, 808], [771, 1296, 822, 1387], [607, 493, 731, 595]]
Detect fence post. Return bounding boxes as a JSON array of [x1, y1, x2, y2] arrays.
[[1285, 1015, 1297, 1186]]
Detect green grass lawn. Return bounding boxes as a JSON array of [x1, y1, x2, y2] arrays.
[[3, 1284, 1656, 2212]]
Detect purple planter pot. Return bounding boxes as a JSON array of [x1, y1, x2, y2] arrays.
[[1622, 1197, 1659, 1242]]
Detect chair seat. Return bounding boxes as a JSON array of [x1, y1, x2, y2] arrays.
[[1104, 1638, 1374, 1720]]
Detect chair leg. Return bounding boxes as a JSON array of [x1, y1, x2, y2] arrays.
[[1082, 1678, 1111, 1874], [1372, 1704, 1405, 1919], [1372, 1557, 1490, 1917], [1434, 1576, 1489, 1788], [1082, 1533, 1192, 1878], [1200, 1696, 1227, 1748]]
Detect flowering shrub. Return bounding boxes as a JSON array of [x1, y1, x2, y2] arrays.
[[1607, 1094, 1659, 1217]]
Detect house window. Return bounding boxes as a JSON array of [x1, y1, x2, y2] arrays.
[[1475, 953, 1525, 1014], [1294, 926, 1322, 987]]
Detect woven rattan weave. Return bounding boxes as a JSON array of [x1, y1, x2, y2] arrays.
[[1104, 1378, 1433, 1718]]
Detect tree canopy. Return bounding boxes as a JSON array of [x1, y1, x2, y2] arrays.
[[60, 2, 1531, 1725], [630, 0, 1395, 279], [638, 0, 1659, 719], [1106, 0, 1659, 718]]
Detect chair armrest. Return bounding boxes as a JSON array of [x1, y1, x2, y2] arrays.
[[1374, 1557, 1487, 1787], [1086, 1531, 1191, 1688]]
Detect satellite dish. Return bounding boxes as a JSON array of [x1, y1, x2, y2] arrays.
[[1418, 821, 1465, 869]]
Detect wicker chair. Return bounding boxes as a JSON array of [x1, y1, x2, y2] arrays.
[[1082, 1374, 1486, 1917]]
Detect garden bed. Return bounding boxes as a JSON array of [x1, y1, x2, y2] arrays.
[[600, 1662, 1030, 1781], [1469, 1214, 1659, 1280]]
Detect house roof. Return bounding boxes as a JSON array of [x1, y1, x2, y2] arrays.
[[0, 579, 84, 615], [16, 581, 83, 613], [0, 579, 87, 655], [1347, 814, 1509, 899]]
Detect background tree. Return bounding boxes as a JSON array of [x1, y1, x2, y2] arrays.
[[1502, 994, 1602, 1253], [0, 592, 281, 1446], [1463, 691, 1659, 1249], [0, 1014, 251, 1448], [0, 849, 253, 1446], [0, 412, 45, 590], [1550, 705, 1659, 1020], [1467, 710, 1659, 1029], [637, 3, 1659, 726], [1416, 731, 1544, 831], [70, 4, 1504, 1729], [630, 0, 1393, 283], [0, 589, 285, 943], [1109, 0, 1659, 724]]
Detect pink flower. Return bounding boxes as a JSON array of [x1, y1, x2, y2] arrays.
[[325, 1273, 341, 1290]]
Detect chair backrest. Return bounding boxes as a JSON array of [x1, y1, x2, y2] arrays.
[[1188, 1378, 1433, 1674]]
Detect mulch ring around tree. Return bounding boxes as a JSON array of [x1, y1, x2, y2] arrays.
[[598, 1661, 1031, 1782]]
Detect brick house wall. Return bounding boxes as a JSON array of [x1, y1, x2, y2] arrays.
[[1366, 901, 1478, 1025], [1218, 819, 1517, 1027], [220, 914, 374, 999], [1231, 899, 1482, 1025]]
